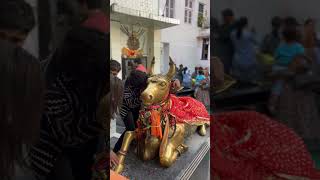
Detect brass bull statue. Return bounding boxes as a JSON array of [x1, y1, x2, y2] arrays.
[[113, 57, 209, 173]]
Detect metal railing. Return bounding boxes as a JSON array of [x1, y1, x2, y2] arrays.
[[111, 2, 180, 25], [110, 0, 157, 15]]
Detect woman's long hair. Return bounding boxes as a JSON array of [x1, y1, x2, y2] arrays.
[[0, 40, 44, 178], [236, 17, 248, 39], [47, 26, 109, 110], [110, 74, 123, 117]]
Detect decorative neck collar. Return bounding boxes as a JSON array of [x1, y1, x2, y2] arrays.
[[143, 94, 171, 111]]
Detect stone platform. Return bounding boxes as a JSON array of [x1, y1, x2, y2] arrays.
[[112, 130, 210, 180]]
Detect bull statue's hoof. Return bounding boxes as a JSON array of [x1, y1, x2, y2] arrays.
[[176, 144, 188, 155], [159, 143, 188, 167], [114, 163, 124, 174], [198, 125, 207, 136], [160, 157, 173, 168]]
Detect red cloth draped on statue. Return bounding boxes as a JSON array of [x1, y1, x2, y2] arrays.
[[211, 111, 320, 180], [82, 11, 109, 34], [169, 94, 210, 125]]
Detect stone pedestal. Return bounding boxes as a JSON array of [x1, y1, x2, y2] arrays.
[[118, 130, 210, 180]]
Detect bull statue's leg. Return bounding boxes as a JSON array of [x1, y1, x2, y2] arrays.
[[159, 124, 188, 167], [114, 131, 136, 173], [143, 136, 161, 161], [198, 124, 207, 136]]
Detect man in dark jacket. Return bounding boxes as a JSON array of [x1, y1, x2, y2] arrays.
[[113, 70, 148, 153], [213, 9, 236, 74]]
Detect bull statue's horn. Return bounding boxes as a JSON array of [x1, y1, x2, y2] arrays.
[[166, 57, 176, 80], [149, 57, 155, 76]]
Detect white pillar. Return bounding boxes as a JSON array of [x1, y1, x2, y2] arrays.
[[110, 117, 121, 138], [153, 30, 162, 74], [111, 21, 123, 79]]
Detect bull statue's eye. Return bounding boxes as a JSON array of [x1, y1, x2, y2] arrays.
[[160, 82, 166, 87]]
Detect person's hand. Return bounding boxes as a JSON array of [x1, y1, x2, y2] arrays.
[[172, 79, 184, 92], [110, 151, 119, 168], [172, 79, 181, 89]]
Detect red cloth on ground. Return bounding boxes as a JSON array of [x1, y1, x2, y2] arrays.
[[169, 94, 210, 124], [211, 111, 320, 180], [82, 11, 109, 34]]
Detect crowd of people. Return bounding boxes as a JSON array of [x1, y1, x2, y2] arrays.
[[213, 9, 320, 139], [174, 65, 210, 110], [212, 8, 320, 180], [213, 9, 320, 83]]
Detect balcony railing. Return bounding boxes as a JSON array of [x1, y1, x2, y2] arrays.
[[198, 15, 210, 29], [110, 0, 158, 16], [202, 18, 210, 29], [110, 2, 180, 25]]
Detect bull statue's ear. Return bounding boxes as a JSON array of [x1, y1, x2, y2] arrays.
[[148, 56, 155, 76], [166, 57, 176, 80]]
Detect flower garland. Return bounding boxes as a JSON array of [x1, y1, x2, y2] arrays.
[[121, 47, 143, 58]]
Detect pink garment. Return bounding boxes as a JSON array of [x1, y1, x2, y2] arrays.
[[82, 11, 109, 34], [136, 64, 147, 73]]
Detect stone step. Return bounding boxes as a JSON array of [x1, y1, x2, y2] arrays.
[[115, 130, 210, 180]]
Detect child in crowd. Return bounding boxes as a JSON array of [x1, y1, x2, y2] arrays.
[[269, 26, 305, 113], [195, 70, 206, 86], [192, 67, 199, 79], [196, 69, 210, 109]]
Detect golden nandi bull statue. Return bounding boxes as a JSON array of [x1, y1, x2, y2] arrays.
[[113, 57, 210, 173]]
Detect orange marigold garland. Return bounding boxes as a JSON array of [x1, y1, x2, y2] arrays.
[[121, 47, 143, 58], [150, 110, 162, 139]]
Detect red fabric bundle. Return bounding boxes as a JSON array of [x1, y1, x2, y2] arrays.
[[211, 111, 320, 179], [169, 94, 210, 124]]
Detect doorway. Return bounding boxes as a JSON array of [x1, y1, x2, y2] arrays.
[[121, 57, 148, 80]]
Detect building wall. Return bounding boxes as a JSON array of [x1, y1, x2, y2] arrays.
[[160, 0, 210, 73]]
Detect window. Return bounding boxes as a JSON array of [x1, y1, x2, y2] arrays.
[[198, 3, 205, 27], [201, 38, 209, 60], [165, 0, 175, 18], [198, 3, 204, 17], [184, 0, 193, 24]]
